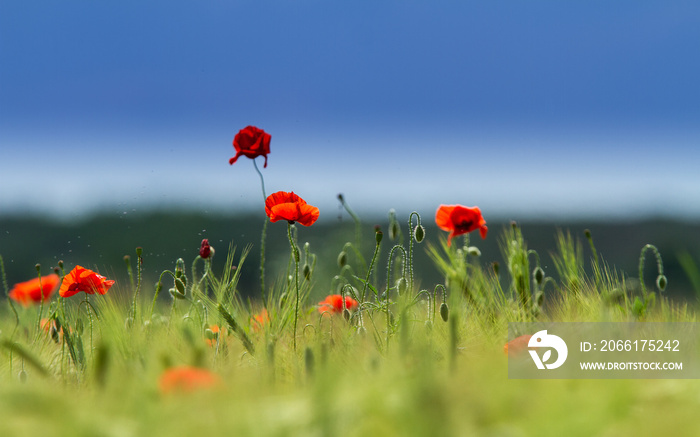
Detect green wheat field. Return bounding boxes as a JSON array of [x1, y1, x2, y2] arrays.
[[2, 129, 700, 436]]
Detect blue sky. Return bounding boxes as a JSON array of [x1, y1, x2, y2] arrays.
[[2, 1, 700, 222]]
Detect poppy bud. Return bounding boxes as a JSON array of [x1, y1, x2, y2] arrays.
[[199, 239, 212, 259], [124, 317, 134, 330], [414, 225, 425, 243], [584, 229, 592, 240], [492, 262, 500, 276], [279, 292, 288, 307], [169, 288, 186, 300], [204, 328, 217, 340], [343, 308, 351, 322], [175, 278, 186, 295], [467, 246, 481, 257], [53, 267, 60, 275], [58, 260, 64, 270], [18, 370, 27, 383], [303, 263, 311, 281], [136, 247, 143, 257], [35, 263, 41, 274], [175, 258, 185, 278], [536, 290, 544, 307], [533, 267, 545, 285], [656, 275, 667, 292], [390, 221, 400, 241], [440, 302, 449, 322], [510, 221, 518, 230], [375, 228, 383, 244], [337, 251, 347, 268], [396, 278, 407, 295], [155, 281, 163, 295], [357, 325, 367, 336]]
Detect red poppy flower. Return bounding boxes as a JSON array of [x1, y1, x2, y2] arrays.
[[199, 239, 212, 259], [9, 274, 60, 306], [265, 191, 319, 226], [318, 294, 358, 315], [229, 125, 271, 168], [435, 204, 488, 246], [59, 265, 115, 298], [504, 334, 532, 356], [159, 366, 220, 394], [250, 308, 269, 332]]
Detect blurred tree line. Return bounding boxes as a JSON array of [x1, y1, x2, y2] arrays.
[[1, 211, 699, 305]]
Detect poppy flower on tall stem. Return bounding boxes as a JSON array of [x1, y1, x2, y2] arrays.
[[266, 191, 319, 351], [59, 265, 115, 298], [229, 125, 271, 168], [435, 204, 488, 246], [265, 191, 319, 226], [228, 125, 271, 305], [9, 274, 60, 306]]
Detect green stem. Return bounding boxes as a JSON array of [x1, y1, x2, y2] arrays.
[[253, 159, 268, 305], [287, 223, 301, 351], [408, 212, 421, 293], [338, 194, 362, 251], [361, 238, 381, 303]]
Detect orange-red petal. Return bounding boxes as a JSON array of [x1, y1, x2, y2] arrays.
[[265, 191, 319, 226], [8, 274, 60, 306]]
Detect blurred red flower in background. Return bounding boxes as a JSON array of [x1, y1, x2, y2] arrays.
[[318, 294, 358, 314], [9, 274, 60, 306], [159, 366, 220, 394], [435, 204, 488, 246]]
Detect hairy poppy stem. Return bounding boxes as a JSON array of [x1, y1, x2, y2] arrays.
[[253, 159, 268, 306], [287, 223, 301, 351], [408, 212, 422, 294], [132, 248, 143, 323]]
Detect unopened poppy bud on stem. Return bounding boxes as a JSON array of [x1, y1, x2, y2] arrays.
[[440, 302, 450, 322], [337, 251, 347, 268], [656, 275, 667, 292], [533, 267, 545, 285], [375, 227, 383, 244], [35, 263, 41, 274], [414, 225, 425, 243]]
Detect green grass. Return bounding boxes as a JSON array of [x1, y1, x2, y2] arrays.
[[1, 217, 700, 436]]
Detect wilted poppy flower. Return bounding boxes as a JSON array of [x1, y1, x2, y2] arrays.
[[504, 334, 532, 356], [9, 274, 60, 306], [435, 204, 488, 246], [318, 294, 358, 315], [199, 239, 212, 259], [159, 366, 220, 394], [250, 308, 269, 332], [229, 125, 271, 168], [265, 191, 319, 226], [59, 265, 115, 298]]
